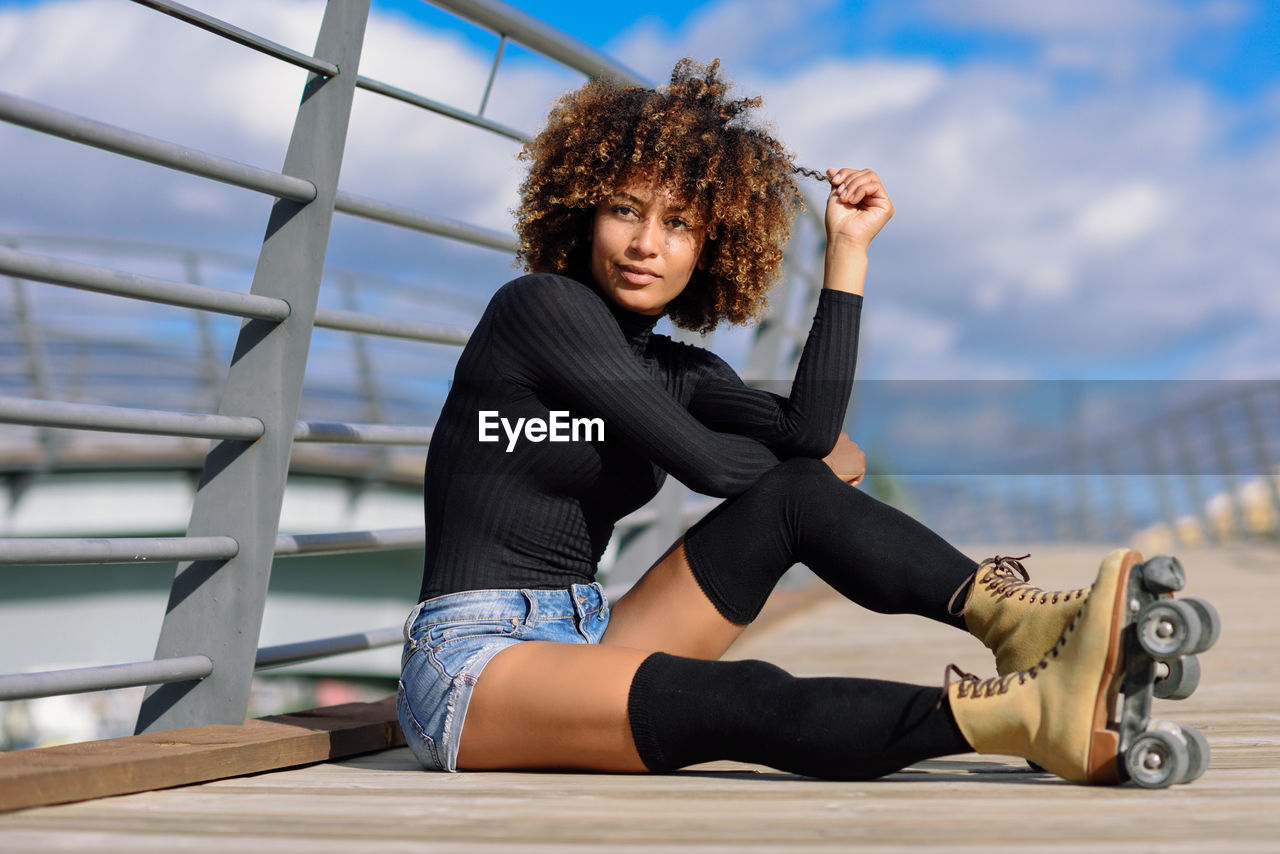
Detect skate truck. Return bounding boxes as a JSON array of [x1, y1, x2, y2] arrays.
[[1117, 555, 1220, 788]]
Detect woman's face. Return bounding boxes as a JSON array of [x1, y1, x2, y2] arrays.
[[589, 176, 706, 316]]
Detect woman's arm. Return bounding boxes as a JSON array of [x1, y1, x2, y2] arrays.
[[685, 289, 860, 457], [494, 274, 781, 497], [822, 167, 894, 296], [686, 168, 893, 456]]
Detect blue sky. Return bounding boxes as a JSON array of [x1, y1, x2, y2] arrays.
[[367, 0, 1280, 100], [2, 0, 1279, 384]]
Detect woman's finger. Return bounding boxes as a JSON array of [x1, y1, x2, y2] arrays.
[[835, 178, 882, 208], [828, 170, 885, 207]]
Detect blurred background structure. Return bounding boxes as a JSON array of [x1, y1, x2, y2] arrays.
[[2, 0, 1278, 750]]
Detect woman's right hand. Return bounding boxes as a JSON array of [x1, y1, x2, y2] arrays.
[[824, 167, 894, 253], [823, 432, 866, 486]]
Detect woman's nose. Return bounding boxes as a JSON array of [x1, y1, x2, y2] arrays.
[[630, 218, 661, 255]]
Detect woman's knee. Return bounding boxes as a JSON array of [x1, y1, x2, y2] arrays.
[[766, 455, 834, 481], [748, 457, 851, 517], [746, 456, 841, 501]]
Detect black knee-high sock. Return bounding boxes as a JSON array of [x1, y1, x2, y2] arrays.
[[683, 457, 976, 626], [627, 652, 972, 780]]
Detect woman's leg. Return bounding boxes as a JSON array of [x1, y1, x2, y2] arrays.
[[457, 640, 970, 778], [604, 456, 977, 656], [603, 539, 744, 659], [463, 457, 983, 775], [681, 456, 977, 627], [457, 642, 651, 771]]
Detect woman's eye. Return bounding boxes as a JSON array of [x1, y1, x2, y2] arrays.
[[668, 218, 690, 230], [612, 205, 637, 217]]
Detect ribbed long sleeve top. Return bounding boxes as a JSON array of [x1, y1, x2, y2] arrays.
[[418, 272, 862, 601]]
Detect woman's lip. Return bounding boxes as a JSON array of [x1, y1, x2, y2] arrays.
[[618, 265, 658, 285]]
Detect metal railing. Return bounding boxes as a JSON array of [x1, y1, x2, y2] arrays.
[[0, 0, 827, 731], [854, 380, 1280, 550]]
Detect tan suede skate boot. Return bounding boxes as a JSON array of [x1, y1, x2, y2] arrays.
[[949, 554, 1091, 676], [944, 548, 1141, 784]]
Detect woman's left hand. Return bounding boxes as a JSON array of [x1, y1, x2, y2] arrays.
[[822, 432, 866, 486], [824, 167, 894, 252]]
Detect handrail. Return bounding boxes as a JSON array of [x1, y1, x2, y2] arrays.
[[0, 92, 318, 203], [313, 306, 470, 346], [127, 0, 340, 77], [255, 627, 403, 670], [0, 245, 291, 321], [4, 232, 491, 314], [0, 396, 265, 440], [333, 191, 518, 252], [292, 421, 434, 445], [0, 528, 426, 566], [0, 536, 239, 566], [273, 526, 424, 557], [355, 74, 529, 143], [429, 0, 647, 86], [0, 656, 213, 702]]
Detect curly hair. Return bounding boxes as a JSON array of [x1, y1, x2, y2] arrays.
[[515, 58, 805, 334]]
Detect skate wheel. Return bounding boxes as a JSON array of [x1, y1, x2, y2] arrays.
[[1181, 598, 1221, 652], [1139, 556, 1186, 594], [1125, 729, 1190, 788], [1154, 654, 1201, 700], [1179, 725, 1211, 784], [1138, 599, 1203, 660]]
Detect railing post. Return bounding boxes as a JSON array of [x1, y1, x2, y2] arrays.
[[136, 0, 371, 734], [7, 259, 61, 467], [182, 250, 223, 411]]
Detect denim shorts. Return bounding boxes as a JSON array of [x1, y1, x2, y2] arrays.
[[397, 581, 610, 772]]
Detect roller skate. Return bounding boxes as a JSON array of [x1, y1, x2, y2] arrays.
[[1113, 553, 1218, 787], [949, 554, 1091, 675], [946, 549, 1219, 787]]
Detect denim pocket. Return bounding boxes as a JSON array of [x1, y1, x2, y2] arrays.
[[427, 616, 523, 646], [397, 680, 442, 771], [576, 606, 610, 643], [423, 618, 523, 680]]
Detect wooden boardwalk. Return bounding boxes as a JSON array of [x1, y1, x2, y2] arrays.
[[1, 545, 1277, 852]]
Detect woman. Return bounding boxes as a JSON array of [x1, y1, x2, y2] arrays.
[[399, 58, 1131, 783]]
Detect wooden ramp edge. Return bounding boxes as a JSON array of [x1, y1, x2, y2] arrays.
[[0, 697, 404, 814]]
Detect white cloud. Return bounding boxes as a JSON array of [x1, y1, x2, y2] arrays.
[[609, 0, 841, 80], [918, 0, 1248, 80], [0, 0, 547, 268], [919, 0, 1232, 36], [1, 0, 1278, 386], [688, 3, 1278, 380], [1073, 182, 1167, 246]]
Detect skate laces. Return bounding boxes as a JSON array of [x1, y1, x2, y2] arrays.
[[946, 554, 1088, 616], [941, 662, 1029, 700], [939, 606, 1085, 706]]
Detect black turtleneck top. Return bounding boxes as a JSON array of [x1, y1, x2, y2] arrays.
[[418, 272, 862, 601]]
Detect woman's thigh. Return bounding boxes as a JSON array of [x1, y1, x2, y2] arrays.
[[457, 640, 652, 771], [601, 540, 744, 660]]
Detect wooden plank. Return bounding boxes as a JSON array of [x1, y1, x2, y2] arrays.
[[1, 545, 1277, 852], [0, 698, 403, 813]]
